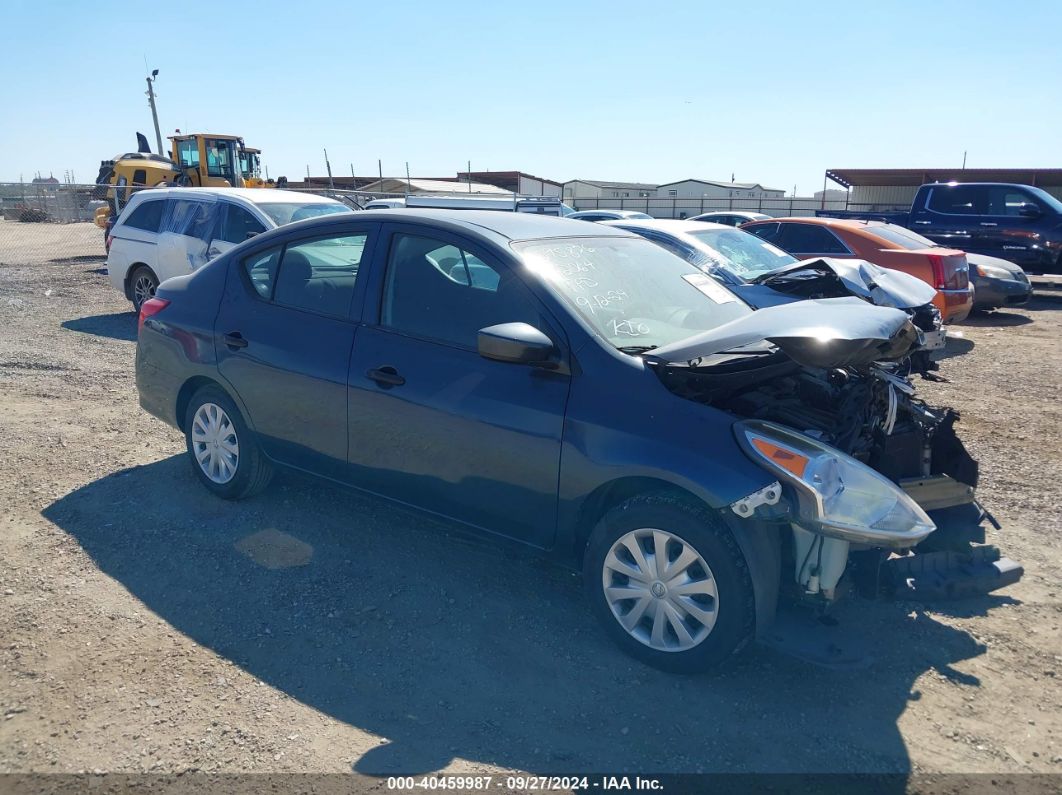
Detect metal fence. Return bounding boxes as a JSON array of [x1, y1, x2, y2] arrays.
[[0, 180, 916, 270], [562, 194, 908, 219]]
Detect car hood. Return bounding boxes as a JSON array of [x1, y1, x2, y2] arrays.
[[649, 297, 919, 369], [754, 257, 938, 309]]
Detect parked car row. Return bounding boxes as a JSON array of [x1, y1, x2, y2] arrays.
[[106, 188, 354, 310], [818, 181, 1062, 273], [132, 205, 1023, 673]]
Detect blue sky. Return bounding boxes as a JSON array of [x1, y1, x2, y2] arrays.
[[2, 0, 1060, 194]]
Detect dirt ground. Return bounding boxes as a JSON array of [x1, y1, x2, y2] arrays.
[[1, 221, 1061, 780]]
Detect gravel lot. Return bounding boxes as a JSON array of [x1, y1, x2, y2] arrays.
[[1, 221, 1061, 779]]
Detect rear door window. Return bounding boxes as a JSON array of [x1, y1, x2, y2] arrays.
[[121, 199, 164, 232], [926, 185, 990, 215], [272, 234, 367, 318]]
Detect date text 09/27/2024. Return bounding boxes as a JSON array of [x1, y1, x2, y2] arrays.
[[386, 775, 663, 791]]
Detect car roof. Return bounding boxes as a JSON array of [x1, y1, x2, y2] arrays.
[[569, 209, 645, 216], [127, 187, 342, 205], [256, 209, 640, 246], [693, 211, 765, 217], [745, 216, 887, 230], [601, 218, 730, 233]]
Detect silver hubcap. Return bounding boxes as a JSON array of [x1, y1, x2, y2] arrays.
[[191, 403, 239, 484], [602, 528, 718, 652], [134, 274, 156, 307]]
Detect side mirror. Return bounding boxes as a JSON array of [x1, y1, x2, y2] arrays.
[[478, 322, 555, 365], [1018, 203, 1042, 218]]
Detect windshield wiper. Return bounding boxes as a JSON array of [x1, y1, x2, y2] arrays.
[[617, 344, 658, 355], [714, 347, 775, 356]]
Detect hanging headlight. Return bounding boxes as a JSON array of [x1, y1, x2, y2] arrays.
[[736, 420, 935, 548]]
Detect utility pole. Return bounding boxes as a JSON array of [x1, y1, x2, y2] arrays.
[[145, 69, 164, 156], [962, 151, 968, 169], [468, 160, 472, 193], [324, 148, 335, 191]]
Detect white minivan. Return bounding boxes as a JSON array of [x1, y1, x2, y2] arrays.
[[106, 188, 352, 310]]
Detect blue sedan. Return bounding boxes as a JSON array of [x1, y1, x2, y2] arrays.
[[135, 210, 1015, 671]]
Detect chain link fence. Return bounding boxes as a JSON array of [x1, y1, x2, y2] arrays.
[[0, 182, 408, 267], [0, 180, 905, 269], [561, 194, 900, 219]]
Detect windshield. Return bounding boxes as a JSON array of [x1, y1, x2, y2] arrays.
[[512, 237, 751, 351], [687, 228, 798, 279], [1026, 186, 1062, 214], [867, 223, 938, 250], [257, 202, 353, 225]]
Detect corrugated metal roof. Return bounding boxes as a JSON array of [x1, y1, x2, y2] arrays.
[[564, 179, 659, 191], [827, 168, 1062, 188], [358, 178, 512, 195], [656, 178, 783, 192]]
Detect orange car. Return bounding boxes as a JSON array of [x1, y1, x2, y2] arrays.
[[741, 217, 974, 323]]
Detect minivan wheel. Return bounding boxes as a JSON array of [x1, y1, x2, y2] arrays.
[[583, 493, 755, 673], [184, 386, 273, 500], [130, 266, 159, 312]]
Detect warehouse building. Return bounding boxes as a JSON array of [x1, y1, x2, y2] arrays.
[[563, 180, 658, 202], [826, 168, 1062, 210], [356, 177, 512, 195], [457, 171, 562, 197], [655, 179, 785, 201]]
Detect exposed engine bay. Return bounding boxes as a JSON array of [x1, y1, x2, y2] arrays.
[[648, 336, 1023, 605]]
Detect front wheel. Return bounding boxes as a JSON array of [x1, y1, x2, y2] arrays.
[[184, 386, 273, 499], [583, 493, 755, 673]]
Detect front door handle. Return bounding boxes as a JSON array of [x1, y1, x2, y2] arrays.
[[367, 366, 405, 387], [979, 222, 998, 227], [223, 331, 249, 350]]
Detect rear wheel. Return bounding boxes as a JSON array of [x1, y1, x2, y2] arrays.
[[184, 386, 273, 499], [583, 493, 755, 673], [130, 266, 159, 312]]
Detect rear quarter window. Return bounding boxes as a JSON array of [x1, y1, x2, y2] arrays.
[[120, 199, 165, 233]]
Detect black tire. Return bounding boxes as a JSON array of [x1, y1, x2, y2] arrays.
[[184, 386, 273, 500], [129, 266, 159, 312], [583, 492, 755, 673]]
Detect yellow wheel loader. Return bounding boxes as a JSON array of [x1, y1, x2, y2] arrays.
[[93, 133, 277, 231]]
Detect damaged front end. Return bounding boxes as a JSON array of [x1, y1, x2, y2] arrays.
[[750, 258, 947, 378], [647, 299, 1022, 609]]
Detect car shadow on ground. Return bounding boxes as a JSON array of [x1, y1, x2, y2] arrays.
[[61, 312, 136, 342], [50, 255, 106, 265], [959, 310, 1032, 328], [43, 456, 996, 780], [934, 336, 975, 361], [1023, 296, 1062, 312]]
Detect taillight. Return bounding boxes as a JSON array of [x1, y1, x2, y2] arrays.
[[926, 254, 947, 290], [138, 297, 170, 334], [927, 253, 969, 290]]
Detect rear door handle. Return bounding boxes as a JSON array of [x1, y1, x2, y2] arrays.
[[367, 366, 405, 387], [979, 222, 998, 227], [223, 331, 248, 349]]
